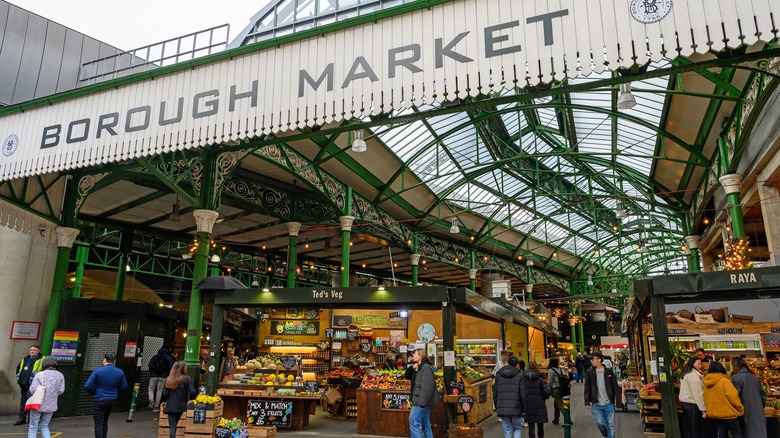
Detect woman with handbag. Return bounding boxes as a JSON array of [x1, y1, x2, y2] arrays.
[[27, 356, 66, 438], [161, 361, 196, 438]]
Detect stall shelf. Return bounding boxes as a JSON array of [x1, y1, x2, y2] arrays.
[[433, 339, 500, 369], [356, 388, 447, 438]]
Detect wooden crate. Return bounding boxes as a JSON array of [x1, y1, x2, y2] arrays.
[[185, 418, 216, 434], [246, 426, 277, 437], [448, 423, 483, 438], [186, 401, 225, 418], [159, 406, 187, 427], [458, 379, 493, 423], [158, 426, 185, 437], [184, 434, 215, 438]]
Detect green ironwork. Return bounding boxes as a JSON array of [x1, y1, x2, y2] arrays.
[[72, 245, 88, 298], [287, 231, 298, 288]]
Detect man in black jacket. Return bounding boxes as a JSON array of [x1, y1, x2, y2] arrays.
[[493, 356, 524, 437], [148, 347, 174, 412], [584, 352, 622, 438]]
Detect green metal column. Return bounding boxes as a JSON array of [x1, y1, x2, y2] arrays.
[[340, 216, 354, 287], [685, 235, 701, 273], [410, 234, 419, 286], [206, 303, 224, 395], [577, 302, 585, 354], [469, 250, 476, 291], [114, 230, 133, 301], [72, 245, 88, 298], [41, 227, 80, 355], [649, 293, 681, 438], [185, 210, 219, 380], [286, 222, 301, 287], [717, 136, 745, 239]]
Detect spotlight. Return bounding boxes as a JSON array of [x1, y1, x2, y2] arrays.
[[399, 310, 408, 318], [617, 83, 637, 109], [251, 278, 259, 287], [211, 254, 220, 263]]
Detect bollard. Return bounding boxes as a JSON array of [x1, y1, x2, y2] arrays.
[[126, 383, 140, 422], [562, 395, 571, 438]]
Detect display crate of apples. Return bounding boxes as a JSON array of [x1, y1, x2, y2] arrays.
[[359, 370, 411, 390], [327, 367, 365, 386]]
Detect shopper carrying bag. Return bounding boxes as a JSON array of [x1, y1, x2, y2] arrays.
[[26, 356, 66, 438]]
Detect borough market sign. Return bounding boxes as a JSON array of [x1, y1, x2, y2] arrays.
[[0, 0, 775, 181]]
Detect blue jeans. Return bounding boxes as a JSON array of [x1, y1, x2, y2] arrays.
[[409, 405, 433, 438], [28, 411, 53, 438], [590, 403, 615, 438], [500, 415, 523, 438]]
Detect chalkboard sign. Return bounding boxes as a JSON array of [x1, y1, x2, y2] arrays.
[[360, 342, 372, 353], [478, 384, 487, 403], [449, 382, 465, 395], [215, 426, 231, 438], [347, 331, 358, 341], [281, 356, 297, 370], [192, 403, 207, 424], [305, 381, 320, 393], [381, 391, 412, 411], [458, 396, 475, 412], [247, 400, 293, 427]]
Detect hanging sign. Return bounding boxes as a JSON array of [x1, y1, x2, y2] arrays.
[[51, 331, 79, 365], [280, 356, 297, 370], [762, 334, 780, 351], [381, 391, 412, 411], [271, 320, 319, 335], [247, 400, 293, 427], [333, 313, 407, 329]]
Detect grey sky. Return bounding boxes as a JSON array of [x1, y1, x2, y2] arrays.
[[8, 1, 269, 51]]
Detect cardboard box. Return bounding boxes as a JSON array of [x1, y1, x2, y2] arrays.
[[324, 387, 342, 404]]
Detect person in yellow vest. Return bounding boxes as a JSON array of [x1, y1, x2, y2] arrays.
[[14, 345, 44, 426]]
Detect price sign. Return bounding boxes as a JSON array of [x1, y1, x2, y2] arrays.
[[215, 426, 231, 438], [247, 400, 293, 427], [762, 334, 780, 351], [458, 395, 474, 412], [281, 356, 297, 370], [192, 403, 207, 424], [381, 392, 412, 411], [305, 381, 320, 393], [478, 384, 487, 403], [449, 382, 465, 396]]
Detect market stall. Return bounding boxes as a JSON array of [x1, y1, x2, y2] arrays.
[[626, 266, 780, 438]]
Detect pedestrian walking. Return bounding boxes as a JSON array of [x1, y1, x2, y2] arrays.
[[730, 357, 766, 438], [703, 361, 743, 438], [493, 356, 524, 438], [84, 353, 128, 438], [548, 357, 570, 425], [161, 361, 196, 438], [148, 347, 174, 412], [26, 356, 65, 438], [584, 352, 622, 438], [575, 353, 585, 383], [409, 347, 438, 438], [520, 361, 550, 438], [14, 345, 44, 426], [679, 356, 706, 438]]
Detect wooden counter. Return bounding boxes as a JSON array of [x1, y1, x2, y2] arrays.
[[356, 388, 447, 438], [219, 393, 320, 431]]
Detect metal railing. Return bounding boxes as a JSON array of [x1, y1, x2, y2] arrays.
[[78, 24, 230, 85]]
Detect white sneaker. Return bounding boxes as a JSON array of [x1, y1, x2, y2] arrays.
[[522, 423, 528, 428], [497, 418, 502, 422]]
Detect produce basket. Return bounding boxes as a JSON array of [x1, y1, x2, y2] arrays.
[[448, 423, 483, 438]]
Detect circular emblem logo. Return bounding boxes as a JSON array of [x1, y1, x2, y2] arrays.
[[630, 0, 673, 24], [3, 134, 19, 157]]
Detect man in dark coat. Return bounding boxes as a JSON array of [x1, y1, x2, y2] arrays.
[[493, 356, 524, 437], [584, 352, 622, 438], [575, 353, 586, 383], [148, 347, 174, 412], [520, 361, 550, 438]]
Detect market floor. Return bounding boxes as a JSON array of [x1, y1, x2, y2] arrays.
[[0, 383, 646, 437]]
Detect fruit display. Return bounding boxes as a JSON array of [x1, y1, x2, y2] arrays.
[[221, 369, 300, 387], [750, 359, 780, 397], [359, 371, 411, 390], [456, 359, 491, 382]]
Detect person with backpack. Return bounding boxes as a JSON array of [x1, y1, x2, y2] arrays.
[[148, 347, 174, 412], [548, 357, 571, 425], [520, 361, 550, 438]]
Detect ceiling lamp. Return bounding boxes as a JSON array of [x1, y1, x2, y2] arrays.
[[449, 217, 460, 234], [617, 83, 637, 109], [611, 288, 618, 294], [637, 240, 648, 253], [169, 196, 181, 222], [526, 258, 534, 267], [568, 315, 581, 326], [615, 200, 627, 220], [351, 129, 367, 153], [251, 277, 259, 287], [587, 274, 594, 286], [210, 254, 221, 263]]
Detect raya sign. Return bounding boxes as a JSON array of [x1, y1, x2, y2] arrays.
[[0, 0, 774, 181]]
